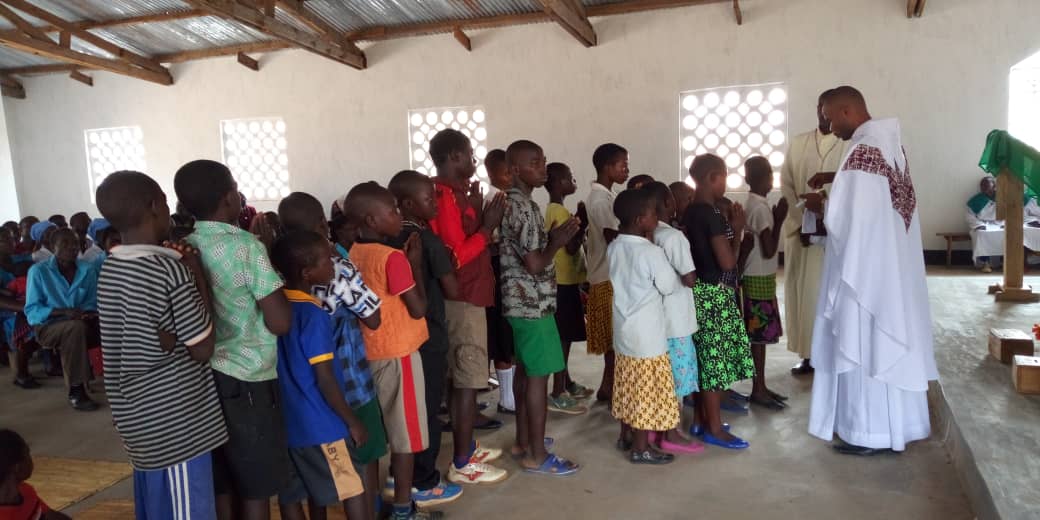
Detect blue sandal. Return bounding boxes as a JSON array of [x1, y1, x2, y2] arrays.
[[524, 453, 580, 476]]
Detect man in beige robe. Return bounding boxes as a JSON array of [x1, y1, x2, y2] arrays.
[[780, 90, 848, 374]]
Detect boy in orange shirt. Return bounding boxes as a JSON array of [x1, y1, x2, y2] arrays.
[[344, 182, 441, 520]]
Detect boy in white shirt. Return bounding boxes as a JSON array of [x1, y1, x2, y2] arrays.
[[741, 157, 789, 412], [644, 182, 703, 455], [608, 189, 682, 465]]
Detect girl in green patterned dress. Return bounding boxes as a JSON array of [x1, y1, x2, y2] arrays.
[[680, 154, 756, 450]]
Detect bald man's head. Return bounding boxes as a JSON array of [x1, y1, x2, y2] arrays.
[[822, 86, 871, 140]]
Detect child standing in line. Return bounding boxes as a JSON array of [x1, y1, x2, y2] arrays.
[[500, 140, 582, 476], [277, 192, 397, 518], [95, 171, 228, 519], [544, 162, 593, 414], [427, 130, 508, 485], [607, 188, 682, 465], [585, 143, 631, 404], [0, 430, 71, 520], [681, 154, 755, 450], [669, 182, 696, 228], [269, 231, 370, 520], [175, 159, 293, 520], [741, 157, 790, 411], [345, 182, 442, 520], [643, 182, 703, 454], [388, 171, 479, 498], [483, 149, 518, 415]]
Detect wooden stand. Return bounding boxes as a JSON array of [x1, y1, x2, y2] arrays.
[[988, 328, 1036, 363], [1012, 355, 1040, 394], [989, 169, 1040, 302]]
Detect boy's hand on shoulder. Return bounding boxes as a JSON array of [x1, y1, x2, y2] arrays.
[[163, 240, 202, 266], [548, 217, 581, 249], [403, 232, 423, 266]]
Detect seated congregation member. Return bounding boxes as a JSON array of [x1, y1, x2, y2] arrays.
[[30, 222, 55, 264], [278, 192, 394, 518], [269, 231, 370, 520], [608, 188, 682, 465], [387, 172, 471, 500], [24, 228, 99, 411], [544, 162, 593, 413], [15, 217, 38, 257], [95, 171, 228, 520], [47, 215, 67, 230], [741, 157, 789, 411], [0, 429, 72, 520], [80, 218, 114, 265], [682, 154, 755, 450], [500, 140, 581, 476], [626, 174, 654, 191], [643, 182, 702, 454], [966, 176, 1001, 272], [69, 212, 91, 257], [174, 159, 293, 520], [345, 182, 442, 520]]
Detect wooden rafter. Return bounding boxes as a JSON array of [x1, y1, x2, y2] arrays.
[[452, 27, 471, 51], [186, 0, 365, 69], [538, 0, 596, 47], [585, 0, 729, 16], [0, 9, 205, 37], [155, 41, 293, 64], [908, 0, 926, 17], [69, 69, 92, 86], [236, 52, 259, 71], [0, 0, 170, 76], [733, 0, 742, 25], [0, 74, 24, 98], [0, 2, 172, 85]]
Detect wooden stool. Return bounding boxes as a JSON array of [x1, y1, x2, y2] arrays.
[[988, 328, 1035, 363], [935, 232, 971, 267], [1012, 355, 1040, 394]]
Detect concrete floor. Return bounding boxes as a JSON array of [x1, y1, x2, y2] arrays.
[[1, 271, 974, 519]]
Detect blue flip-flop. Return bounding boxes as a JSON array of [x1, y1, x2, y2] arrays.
[[524, 453, 580, 476]]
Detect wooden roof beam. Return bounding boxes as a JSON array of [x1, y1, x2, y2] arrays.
[[0, 0, 172, 77], [186, 0, 364, 69], [585, 0, 729, 17], [733, 0, 742, 25], [538, 0, 596, 47], [154, 40, 292, 64], [452, 27, 471, 51], [0, 74, 24, 98], [275, 0, 364, 58], [236, 52, 259, 71], [69, 69, 92, 86], [907, 0, 926, 18], [0, 3, 172, 85]]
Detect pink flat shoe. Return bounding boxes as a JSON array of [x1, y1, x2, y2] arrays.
[[659, 438, 705, 455]]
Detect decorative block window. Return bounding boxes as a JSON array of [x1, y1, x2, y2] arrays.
[[679, 83, 788, 190], [221, 117, 290, 202], [84, 126, 146, 202], [408, 106, 489, 191]]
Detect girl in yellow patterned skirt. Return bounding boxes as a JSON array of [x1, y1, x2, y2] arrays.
[[607, 189, 682, 465]]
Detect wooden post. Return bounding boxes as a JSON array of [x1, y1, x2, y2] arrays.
[[991, 168, 1040, 302]]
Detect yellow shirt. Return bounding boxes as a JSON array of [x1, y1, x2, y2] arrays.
[[545, 202, 587, 285]]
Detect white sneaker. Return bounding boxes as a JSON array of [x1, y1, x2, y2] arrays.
[[472, 442, 502, 463], [447, 461, 508, 484]]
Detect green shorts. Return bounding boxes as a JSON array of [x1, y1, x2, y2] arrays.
[[351, 399, 388, 465], [507, 315, 565, 377]]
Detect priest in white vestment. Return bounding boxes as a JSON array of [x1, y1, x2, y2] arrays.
[[780, 90, 849, 373], [807, 87, 938, 455]]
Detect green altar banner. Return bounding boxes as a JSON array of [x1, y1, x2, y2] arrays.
[[979, 130, 1040, 196]]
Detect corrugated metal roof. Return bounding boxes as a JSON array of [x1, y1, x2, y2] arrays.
[[0, 0, 650, 71]]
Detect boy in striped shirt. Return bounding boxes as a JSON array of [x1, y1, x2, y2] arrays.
[[95, 171, 227, 520]]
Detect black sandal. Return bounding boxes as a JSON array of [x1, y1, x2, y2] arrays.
[[629, 450, 674, 465], [13, 377, 41, 389]]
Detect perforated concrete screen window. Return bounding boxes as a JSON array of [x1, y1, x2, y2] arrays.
[[408, 106, 489, 192], [84, 126, 146, 202], [679, 83, 789, 190], [221, 117, 290, 202]]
